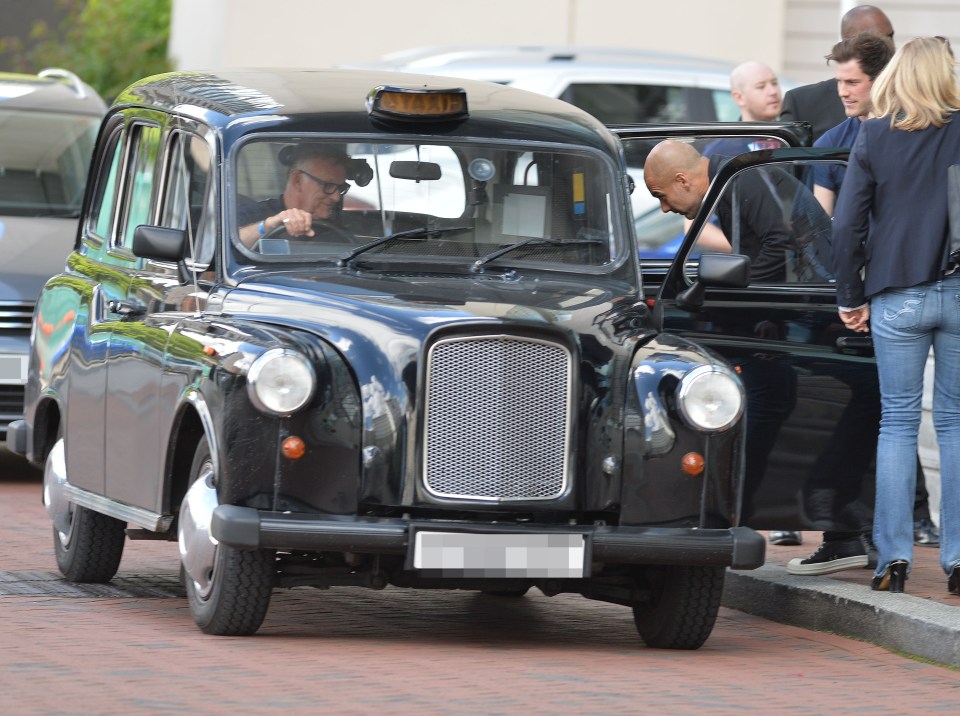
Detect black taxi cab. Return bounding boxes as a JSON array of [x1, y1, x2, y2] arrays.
[[7, 68, 868, 648]]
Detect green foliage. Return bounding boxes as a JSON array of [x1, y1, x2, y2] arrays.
[[0, 0, 172, 102]]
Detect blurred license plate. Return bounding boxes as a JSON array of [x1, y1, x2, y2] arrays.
[[412, 531, 586, 578], [0, 354, 27, 384]]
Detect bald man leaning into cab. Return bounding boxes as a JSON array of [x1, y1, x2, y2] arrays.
[[643, 139, 795, 282]]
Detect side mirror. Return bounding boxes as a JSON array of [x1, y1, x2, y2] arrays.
[[133, 225, 188, 262], [699, 252, 751, 288], [676, 253, 750, 311]]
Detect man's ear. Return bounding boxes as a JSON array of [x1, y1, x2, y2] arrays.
[[674, 171, 690, 189]]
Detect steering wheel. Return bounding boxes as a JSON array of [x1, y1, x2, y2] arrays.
[[261, 219, 355, 243]]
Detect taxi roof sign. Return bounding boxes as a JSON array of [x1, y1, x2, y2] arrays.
[[366, 85, 468, 122]]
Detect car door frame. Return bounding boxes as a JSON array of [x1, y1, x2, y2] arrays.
[[612, 126, 878, 532], [609, 121, 812, 294]]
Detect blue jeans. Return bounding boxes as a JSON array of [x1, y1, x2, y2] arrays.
[[870, 272, 960, 577]]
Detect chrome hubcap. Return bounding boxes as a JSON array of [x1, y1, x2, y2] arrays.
[[43, 438, 73, 544], [178, 459, 220, 599]]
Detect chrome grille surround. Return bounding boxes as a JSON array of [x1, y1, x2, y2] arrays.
[[0, 302, 34, 331], [423, 334, 573, 502]]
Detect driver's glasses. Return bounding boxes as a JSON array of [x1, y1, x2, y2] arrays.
[[298, 169, 351, 196]]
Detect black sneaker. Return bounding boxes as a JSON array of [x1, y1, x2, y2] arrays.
[[769, 530, 803, 546], [786, 536, 868, 575], [861, 532, 878, 570]]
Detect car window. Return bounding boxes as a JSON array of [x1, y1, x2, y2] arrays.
[[118, 124, 161, 250], [232, 138, 625, 273], [686, 161, 840, 285], [712, 90, 741, 122], [161, 132, 216, 269], [353, 144, 465, 218], [624, 134, 792, 261], [0, 107, 99, 218], [561, 84, 734, 124], [88, 131, 123, 242]]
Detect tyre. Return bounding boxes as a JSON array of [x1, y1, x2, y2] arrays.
[[47, 438, 126, 583], [632, 565, 725, 650], [481, 588, 530, 597], [180, 437, 275, 635]]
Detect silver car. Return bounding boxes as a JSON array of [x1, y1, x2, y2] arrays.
[[0, 68, 105, 443], [348, 45, 750, 124]]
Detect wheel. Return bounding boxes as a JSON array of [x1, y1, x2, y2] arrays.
[[262, 218, 355, 243], [179, 436, 275, 635], [45, 437, 126, 583], [631, 565, 725, 650]]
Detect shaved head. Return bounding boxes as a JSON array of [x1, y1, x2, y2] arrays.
[[644, 141, 710, 219], [841, 5, 894, 44], [731, 61, 773, 92], [729, 61, 782, 121], [645, 140, 703, 184]]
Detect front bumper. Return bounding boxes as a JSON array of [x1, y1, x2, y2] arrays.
[[5, 418, 27, 456], [211, 505, 766, 570]]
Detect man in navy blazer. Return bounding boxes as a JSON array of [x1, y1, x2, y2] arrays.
[[780, 5, 895, 142]]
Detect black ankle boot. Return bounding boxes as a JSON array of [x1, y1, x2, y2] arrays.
[[949, 566, 960, 595], [871, 560, 908, 593]]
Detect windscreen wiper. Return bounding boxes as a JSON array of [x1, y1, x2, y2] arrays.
[[471, 236, 605, 272], [337, 225, 472, 266]]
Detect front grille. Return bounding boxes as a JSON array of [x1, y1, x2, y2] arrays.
[[424, 335, 572, 501], [0, 302, 34, 330], [0, 383, 26, 434]]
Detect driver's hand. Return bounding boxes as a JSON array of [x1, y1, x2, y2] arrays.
[[272, 208, 315, 237]]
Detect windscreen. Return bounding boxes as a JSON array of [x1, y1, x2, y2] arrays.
[[231, 138, 625, 273]]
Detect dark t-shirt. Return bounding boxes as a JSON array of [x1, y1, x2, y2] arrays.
[[702, 137, 783, 158], [812, 117, 861, 193], [237, 196, 285, 228], [708, 154, 792, 282]]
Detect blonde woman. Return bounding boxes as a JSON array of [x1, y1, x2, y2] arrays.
[[833, 36, 960, 593]]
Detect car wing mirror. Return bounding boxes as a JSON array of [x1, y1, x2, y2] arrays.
[[389, 160, 442, 181], [676, 252, 750, 311], [133, 225, 189, 262]]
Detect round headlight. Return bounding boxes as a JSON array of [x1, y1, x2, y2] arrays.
[[247, 348, 316, 416], [676, 365, 744, 432]]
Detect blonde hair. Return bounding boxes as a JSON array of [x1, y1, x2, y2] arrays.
[[871, 36, 960, 131]]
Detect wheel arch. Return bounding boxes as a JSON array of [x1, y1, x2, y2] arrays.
[[31, 392, 63, 463], [164, 389, 217, 517]]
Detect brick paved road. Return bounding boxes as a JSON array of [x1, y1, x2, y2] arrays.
[[2, 454, 957, 715]]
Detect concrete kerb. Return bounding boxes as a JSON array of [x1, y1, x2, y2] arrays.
[[723, 564, 960, 667]]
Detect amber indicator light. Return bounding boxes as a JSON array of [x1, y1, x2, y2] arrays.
[[282, 436, 306, 460], [681, 452, 705, 476]]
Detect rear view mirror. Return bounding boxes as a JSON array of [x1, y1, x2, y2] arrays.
[[389, 161, 442, 181]]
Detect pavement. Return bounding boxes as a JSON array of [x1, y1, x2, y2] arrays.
[[724, 531, 960, 668], [724, 362, 960, 669], [4, 451, 959, 669]]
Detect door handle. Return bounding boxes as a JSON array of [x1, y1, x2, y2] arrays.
[[108, 299, 145, 318], [835, 335, 874, 356]]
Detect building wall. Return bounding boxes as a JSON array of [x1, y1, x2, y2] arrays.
[[170, 1, 959, 86], [169, 0, 788, 74], [784, 0, 960, 84]]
